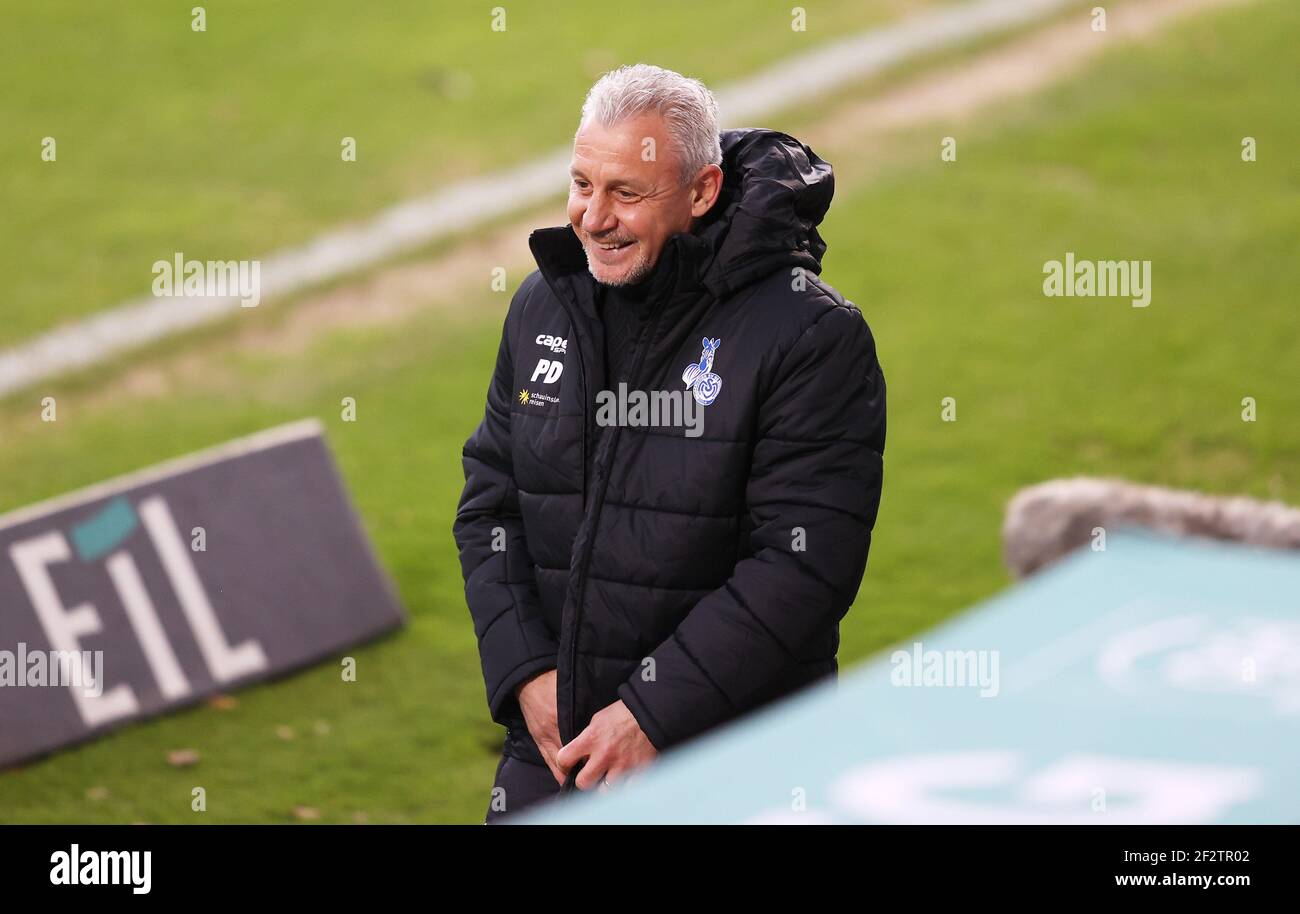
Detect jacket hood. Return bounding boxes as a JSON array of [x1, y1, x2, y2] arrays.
[[692, 127, 834, 298], [530, 127, 834, 302]]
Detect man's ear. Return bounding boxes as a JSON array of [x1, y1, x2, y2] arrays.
[[690, 164, 724, 218]]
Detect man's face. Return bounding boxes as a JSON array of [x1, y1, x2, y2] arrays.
[[568, 113, 719, 286]]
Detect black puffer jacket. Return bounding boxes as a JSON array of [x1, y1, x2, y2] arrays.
[[453, 128, 886, 769]]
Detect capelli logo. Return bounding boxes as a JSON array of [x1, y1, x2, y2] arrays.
[[535, 333, 567, 354], [50, 844, 151, 894]]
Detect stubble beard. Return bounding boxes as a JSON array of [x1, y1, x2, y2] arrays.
[[581, 237, 655, 287]]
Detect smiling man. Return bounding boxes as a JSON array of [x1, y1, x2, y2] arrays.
[[453, 64, 886, 823]]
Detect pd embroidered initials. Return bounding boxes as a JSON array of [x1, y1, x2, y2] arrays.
[[530, 359, 564, 384]]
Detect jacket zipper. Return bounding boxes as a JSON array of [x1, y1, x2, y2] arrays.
[[534, 245, 678, 792], [559, 291, 668, 791]]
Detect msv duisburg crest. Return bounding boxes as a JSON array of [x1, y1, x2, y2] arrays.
[[683, 337, 722, 406]]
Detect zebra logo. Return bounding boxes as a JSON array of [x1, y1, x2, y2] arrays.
[[682, 337, 722, 406]]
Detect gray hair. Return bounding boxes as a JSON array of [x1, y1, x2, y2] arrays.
[[578, 64, 722, 184]]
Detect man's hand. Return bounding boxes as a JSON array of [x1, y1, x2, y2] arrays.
[[515, 669, 566, 785], [556, 699, 657, 791]]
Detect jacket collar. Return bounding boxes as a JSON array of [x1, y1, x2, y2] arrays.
[[528, 224, 709, 322]]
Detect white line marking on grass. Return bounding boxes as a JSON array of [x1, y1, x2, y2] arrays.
[[714, 0, 1077, 122], [0, 0, 1077, 398]]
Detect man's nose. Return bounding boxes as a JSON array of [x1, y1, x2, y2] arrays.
[[582, 192, 617, 236]]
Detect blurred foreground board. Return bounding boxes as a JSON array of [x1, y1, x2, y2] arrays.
[[0, 420, 405, 767], [527, 531, 1298, 824]]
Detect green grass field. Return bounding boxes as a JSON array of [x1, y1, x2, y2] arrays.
[[0, 0, 949, 347], [1, 0, 1296, 822]]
